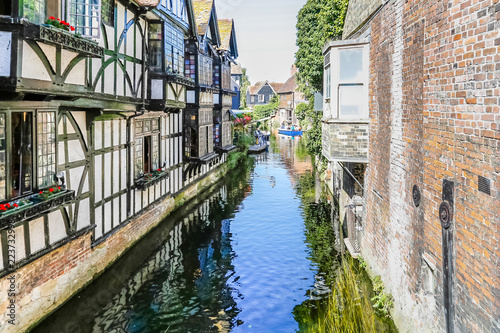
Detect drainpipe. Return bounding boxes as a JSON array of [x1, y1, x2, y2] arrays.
[[439, 179, 455, 333]]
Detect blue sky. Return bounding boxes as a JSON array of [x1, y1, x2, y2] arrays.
[[216, 0, 308, 85]]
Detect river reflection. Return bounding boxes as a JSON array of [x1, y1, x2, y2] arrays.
[[33, 135, 346, 333]]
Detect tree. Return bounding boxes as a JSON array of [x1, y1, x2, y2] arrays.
[[253, 94, 279, 120], [295, 0, 348, 96], [239, 68, 250, 109]]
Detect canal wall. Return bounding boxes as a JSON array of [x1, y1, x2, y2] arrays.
[[0, 162, 230, 333]]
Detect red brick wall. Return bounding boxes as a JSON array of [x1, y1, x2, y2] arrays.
[[362, 0, 499, 332]]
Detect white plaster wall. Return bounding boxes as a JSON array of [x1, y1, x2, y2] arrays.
[[76, 197, 90, 230], [69, 166, 84, 193], [48, 210, 67, 244], [94, 154, 102, 202], [0, 32, 12, 77], [94, 121, 102, 150], [113, 150, 120, 193], [70, 112, 87, 146], [104, 121, 112, 148], [0, 237, 3, 270], [104, 152, 112, 198], [94, 206, 102, 238], [67, 140, 85, 163], [121, 194, 127, 223], [104, 202, 112, 233], [39, 43, 56, 72], [13, 225, 26, 261], [21, 41, 51, 81]]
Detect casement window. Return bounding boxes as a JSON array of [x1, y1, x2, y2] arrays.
[[21, 0, 47, 24], [165, 21, 184, 73], [198, 54, 213, 87], [100, 0, 114, 26], [324, 42, 369, 119], [134, 119, 160, 178], [0, 110, 56, 202], [68, 0, 101, 38], [258, 94, 264, 102], [221, 65, 230, 90], [163, 0, 187, 24]]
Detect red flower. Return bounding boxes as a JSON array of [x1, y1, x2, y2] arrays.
[[157, 169, 161, 172], [13, 203, 18, 208], [49, 188, 54, 192], [57, 18, 61, 21], [60, 20, 67, 25], [70, 26, 75, 31], [39, 191, 43, 194], [57, 186, 61, 190], [6, 203, 10, 208], [49, 16, 55, 20]]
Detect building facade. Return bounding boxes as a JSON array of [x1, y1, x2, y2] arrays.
[[246, 81, 282, 109], [0, 0, 238, 330], [277, 65, 305, 126], [322, 0, 499, 332], [231, 63, 243, 110]]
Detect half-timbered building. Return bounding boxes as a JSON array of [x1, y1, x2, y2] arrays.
[[183, 0, 222, 181], [214, 18, 237, 153], [0, 0, 238, 330]]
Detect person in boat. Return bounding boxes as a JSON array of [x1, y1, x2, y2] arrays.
[[291, 125, 295, 131]]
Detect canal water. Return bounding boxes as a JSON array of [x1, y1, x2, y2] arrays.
[[32, 135, 394, 333]]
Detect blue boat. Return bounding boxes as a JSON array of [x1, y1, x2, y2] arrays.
[[278, 128, 303, 136]]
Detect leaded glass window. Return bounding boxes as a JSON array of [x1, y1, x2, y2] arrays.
[[165, 22, 184, 74], [213, 64, 220, 88], [22, 0, 46, 25], [198, 55, 213, 86], [37, 111, 56, 188], [185, 54, 196, 80], [69, 0, 100, 38], [101, 0, 114, 26], [134, 118, 160, 179]]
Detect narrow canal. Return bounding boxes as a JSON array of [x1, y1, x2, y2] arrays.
[[32, 135, 394, 333]]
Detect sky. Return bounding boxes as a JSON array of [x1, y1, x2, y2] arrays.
[[215, 0, 308, 85]]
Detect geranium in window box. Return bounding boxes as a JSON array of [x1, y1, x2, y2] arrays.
[[31, 186, 67, 203], [0, 199, 34, 217], [136, 168, 169, 190], [44, 17, 76, 32]]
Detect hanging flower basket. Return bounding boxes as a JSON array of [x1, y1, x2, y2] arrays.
[[136, 169, 169, 190]]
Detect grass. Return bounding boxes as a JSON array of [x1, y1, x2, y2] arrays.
[[313, 257, 377, 333]]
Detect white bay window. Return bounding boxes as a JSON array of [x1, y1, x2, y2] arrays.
[[324, 40, 369, 120]]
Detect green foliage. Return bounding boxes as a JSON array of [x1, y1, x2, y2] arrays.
[[295, 102, 310, 122], [371, 276, 394, 317], [253, 94, 279, 121], [305, 119, 323, 157], [240, 68, 251, 109], [295, 0, 348, 96], [314, 258, 376, 333]]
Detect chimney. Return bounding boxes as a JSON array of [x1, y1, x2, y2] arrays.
[[290, 64, 298, 76]]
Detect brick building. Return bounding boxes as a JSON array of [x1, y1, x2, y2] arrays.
[[322, 0, 499, 332]]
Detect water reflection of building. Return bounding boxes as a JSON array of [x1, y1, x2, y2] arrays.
[[87, 185, 240, 332]]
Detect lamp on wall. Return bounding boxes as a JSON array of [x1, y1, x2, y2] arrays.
[[55, 172, 65, 187], [134, 0, 160, 9]]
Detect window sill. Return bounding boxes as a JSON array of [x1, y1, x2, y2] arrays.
[[0, 190, 75, 230], [135, 171, 169, 191], [23, 22, 104, 57]]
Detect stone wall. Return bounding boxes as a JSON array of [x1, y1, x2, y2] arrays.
[[361, 0, 499, 332], [0, 163, 229, 333], [322, 121, 369, 162]]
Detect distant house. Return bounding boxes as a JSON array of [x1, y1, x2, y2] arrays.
[[277, 65, 306, 126], [231, 64, 243, 109], [246, 81, 283, 109]]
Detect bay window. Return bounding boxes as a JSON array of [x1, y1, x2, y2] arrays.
[[150, 21, 185, 74], [324, 41, 369, 119]]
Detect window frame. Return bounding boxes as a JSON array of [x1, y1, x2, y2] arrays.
[[66, 0, 101, 38], [258, 94, 264, 102], [134, 118, 161, 179], [0, 109, 58, 204], [324, 42, 369, 120]]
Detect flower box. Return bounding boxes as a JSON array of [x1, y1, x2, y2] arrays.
[[23, 22, 104, 58], [0, 200, 34, 217], [135, 170, 169, 190], [0, 190, 75, 230]]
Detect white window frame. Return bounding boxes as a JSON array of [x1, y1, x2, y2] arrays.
[[67, 0, 101, 38], [324, 41, 369, 120], [258, 94, 264, 102]]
